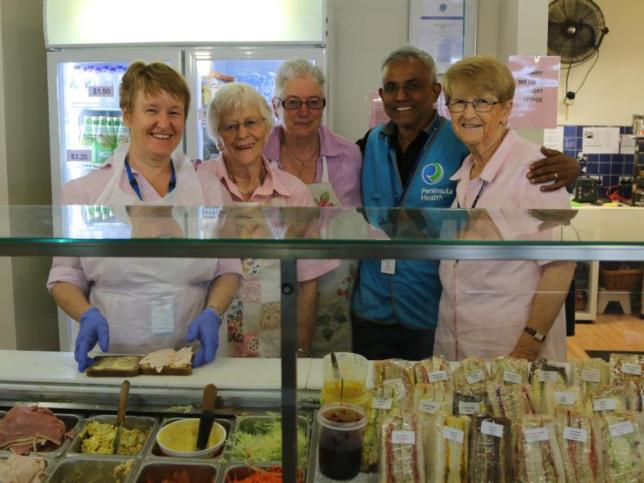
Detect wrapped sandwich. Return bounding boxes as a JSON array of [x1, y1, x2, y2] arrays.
[[515, 415, 566, 482], [413, 383, 453, 417], [452, 390, 491, 417], [591, 410, 642, 482], [361, 382, 404, 472], [452, 357, 489, 393], [421, 413, 469, 483], [372, 359, 416, 409], [583, 386, 627, 416], [570, 358, 611, 395], [414, 356, 451, 385], [490, 357, 530, 386], [530, 359, 567, 411], [487, 383, 535, 422], [609, 353, 643, 387], [469, 415, 512, 483], [623, 381, 643, 412], [554, 410, 600, 482], [379, 413, 426, 483], [539, 383, 584, 417]]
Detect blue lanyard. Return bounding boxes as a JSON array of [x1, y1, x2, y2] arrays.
[[457, 180, 487, 209], [124, 156, 176, 201]]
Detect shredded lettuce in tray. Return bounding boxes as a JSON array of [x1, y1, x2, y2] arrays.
[[227, 418, 308, 466]]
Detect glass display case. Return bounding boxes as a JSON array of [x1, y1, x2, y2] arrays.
[[0, 205, 643, 482]]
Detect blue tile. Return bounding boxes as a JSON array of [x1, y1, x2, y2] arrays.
[[598, 154, 611, 162], [564, 125, 577, 137], [624, 126, 633, 135]]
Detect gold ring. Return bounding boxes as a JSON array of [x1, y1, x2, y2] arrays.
[[553, 172, 559, 181]]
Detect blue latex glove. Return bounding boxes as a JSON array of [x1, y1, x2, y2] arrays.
[[185, 308, 221, 368], [75, 307, 110, 372]]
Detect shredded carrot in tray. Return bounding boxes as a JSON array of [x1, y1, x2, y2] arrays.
[[226, 466, 304, 483]]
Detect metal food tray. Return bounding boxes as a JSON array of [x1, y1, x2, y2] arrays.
[[133, 460, 219, 483], [0, 410, 81, 457], [66, 415, 157, 458], [45, 455, 139, 483], [223, 414, 310, 466], [146, 417, 235, 460]]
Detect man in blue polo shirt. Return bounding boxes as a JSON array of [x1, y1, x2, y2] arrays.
[[352, 46, 578, 360]]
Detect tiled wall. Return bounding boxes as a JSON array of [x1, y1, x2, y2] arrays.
[[562, 125, 634, 196]]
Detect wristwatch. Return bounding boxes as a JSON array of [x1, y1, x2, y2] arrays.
[[523, 326, 546, 342]]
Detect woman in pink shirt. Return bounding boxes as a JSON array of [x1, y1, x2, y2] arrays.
[[199, 82, 339, 357], [48, 62, 241, 371], [434, 55, 576, 362]]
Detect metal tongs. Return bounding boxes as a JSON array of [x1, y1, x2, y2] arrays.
[[196, 384, 217, 450], [330, 352, 344, 399], [112, 379, 130, 455]]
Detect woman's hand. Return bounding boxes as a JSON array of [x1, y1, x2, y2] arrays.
[[509, 331, 542, 361], [185, 308, 221, 367], [528, 148, 580, 191], [76, 307, 110, 372]]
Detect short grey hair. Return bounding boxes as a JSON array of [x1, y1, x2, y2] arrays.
[[381, 46, 437, 83], [274, 58, 326, 98], [207, 82, 274, 140]]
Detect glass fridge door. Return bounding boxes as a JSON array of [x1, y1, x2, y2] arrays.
[[184, 47, 326, 161]]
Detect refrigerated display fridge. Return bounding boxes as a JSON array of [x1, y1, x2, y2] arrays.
[[44, 0, 327, 350]]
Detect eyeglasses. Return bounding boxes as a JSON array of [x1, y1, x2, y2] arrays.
[[218, 117, 265, 134], [446, 98, 500, 113], [278, 97, 326, 110]]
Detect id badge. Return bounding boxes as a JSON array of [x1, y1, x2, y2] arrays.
[[150, 301, 175, 335], [381, 259, 396, 274]]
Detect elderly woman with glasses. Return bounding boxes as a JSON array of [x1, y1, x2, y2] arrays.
[[198, 82, 339, 357], [433, 55, 576, 362], [263, 59, 364, 356]]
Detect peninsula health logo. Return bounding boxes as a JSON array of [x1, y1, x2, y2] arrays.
[[422, 163, 444, 185]]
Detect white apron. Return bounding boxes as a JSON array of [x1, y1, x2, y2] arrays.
[[81, 145, 219, 353], [306, 156, 366, 357], [224, 200, 285, 357]]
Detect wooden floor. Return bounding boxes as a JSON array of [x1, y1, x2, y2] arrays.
[[567, 313, 644, 360]]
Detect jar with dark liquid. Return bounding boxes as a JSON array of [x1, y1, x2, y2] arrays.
[[317, 403, 367, 480]]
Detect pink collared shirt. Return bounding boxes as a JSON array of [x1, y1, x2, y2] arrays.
[[47, 161, 241, 292], [435, 130, 570, 361], [197, 155, 340, 281], [263, 125, 363, 207]]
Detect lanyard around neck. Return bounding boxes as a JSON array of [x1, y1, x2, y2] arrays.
[[124, 156, 176, 201], [457, 180, 488, 209]]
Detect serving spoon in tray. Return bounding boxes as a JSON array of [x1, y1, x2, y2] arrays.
[[112, 379, 130, 455]]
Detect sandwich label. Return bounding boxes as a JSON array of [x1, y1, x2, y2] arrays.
[[609, 421, 634, 438], [458, 401, 481, 415], [563, 427, 588, 443], [593, 398, 617, 412], [428, 370, 448, 383], [555, 391, 577, 405], [391, 430, 415, 445], [481, 421, 504, 438], [383, 378, 406, 398], [418, 400, 441, 414], [371, 397, 393, 410], [524, 427, 550, 444], [539, 370, 560, 383], [503, 370, 522, 385], [621, 363, 642, 376], [581, 369, 601, 383], [465, 369, 485, 385], [442, 426, 464, 444]]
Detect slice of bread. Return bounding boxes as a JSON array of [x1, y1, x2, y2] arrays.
[[86, 356, 141, 377]]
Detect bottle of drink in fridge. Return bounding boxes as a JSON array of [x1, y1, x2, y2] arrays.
[[95, 116, 112, 165], [80, 116, 96, 163], [107, 117, 117, 150], [116, 118, 129, 146]]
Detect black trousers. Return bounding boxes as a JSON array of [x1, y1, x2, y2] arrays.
[[352, 314, 435, 361]]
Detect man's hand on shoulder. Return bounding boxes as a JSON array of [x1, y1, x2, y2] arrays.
[[527, 147, 580, 192]]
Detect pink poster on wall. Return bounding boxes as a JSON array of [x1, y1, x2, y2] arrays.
[[508, 55, 560, 129], [369, 91, 389, 128]]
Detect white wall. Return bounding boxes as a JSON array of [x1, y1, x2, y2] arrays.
[[0, 0, 58, 350], [557, 0, 644, 126], [328, 0, 547, 141]]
